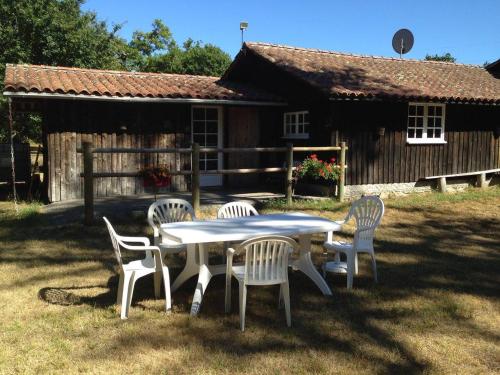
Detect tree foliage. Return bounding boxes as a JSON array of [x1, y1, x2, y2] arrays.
[[424, 53, 457, 63], [0, 1, 231, 142]]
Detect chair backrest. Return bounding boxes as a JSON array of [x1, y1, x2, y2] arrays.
[[346, 196, 385, 244], [148, 199, 195, 237], [103, 217, 124, 267], [217, 201, 259, 219], [237, 236, 297, 285]]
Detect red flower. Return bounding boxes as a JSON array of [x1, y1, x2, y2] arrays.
[[310, 154, 317, 159], [330, 157, 336, 163]]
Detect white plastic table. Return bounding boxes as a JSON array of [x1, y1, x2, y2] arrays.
[[160, 212, 341, 315]]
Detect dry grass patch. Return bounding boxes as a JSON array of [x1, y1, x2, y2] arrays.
[[0, 188, 499, 374]]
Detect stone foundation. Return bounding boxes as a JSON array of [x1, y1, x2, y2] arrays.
[[345, 174, 499, 200]]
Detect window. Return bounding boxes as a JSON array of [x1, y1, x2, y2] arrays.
[[283, 111, 309, 139], [407, 103, 446, 144], [192, 106, 221, 171]]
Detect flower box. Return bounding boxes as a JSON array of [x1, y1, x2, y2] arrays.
[[294, 180, 337, 197]]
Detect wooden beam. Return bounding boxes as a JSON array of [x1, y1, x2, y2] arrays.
[[83, 142, 94, 225], [286, 143, 293, 205], [338, 141, 347, 202], [192, 142, 200, 214]]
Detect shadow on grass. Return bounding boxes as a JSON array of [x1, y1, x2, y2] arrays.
[[2, 191, 500, 373]]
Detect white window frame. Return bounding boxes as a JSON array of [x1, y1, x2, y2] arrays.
[[283, 110, 310, 139], [407, 102, 446, 144]]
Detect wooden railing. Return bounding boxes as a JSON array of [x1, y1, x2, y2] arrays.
[[80, 142, 347, 225]]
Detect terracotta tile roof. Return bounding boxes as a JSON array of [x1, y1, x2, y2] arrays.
[[245, 42, 500, 104], [3, 64, 285, 103]]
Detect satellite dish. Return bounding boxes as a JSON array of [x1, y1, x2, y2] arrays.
[[392, 29, 414, 58]]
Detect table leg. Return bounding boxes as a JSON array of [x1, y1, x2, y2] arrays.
[[292, 234, 333, 296], [171, 244, 199, 293], [190, 243, 211, 316]]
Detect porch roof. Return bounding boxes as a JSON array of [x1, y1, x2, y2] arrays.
[[3, 64, 286, 105]]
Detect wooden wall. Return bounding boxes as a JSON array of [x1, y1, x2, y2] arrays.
[[226, 107, 260, 187], [332, 101, 500, 185], [43, 100, 191, 202]]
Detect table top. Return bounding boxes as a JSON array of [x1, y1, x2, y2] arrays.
[[160, 212, 341, 244]]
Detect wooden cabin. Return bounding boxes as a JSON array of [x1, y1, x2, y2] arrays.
[[3, 65, 285, 201], [3, 43, 500, 201], [223, 43, 500, 195]]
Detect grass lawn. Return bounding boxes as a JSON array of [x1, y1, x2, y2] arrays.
[[0, 188, 499, 374]]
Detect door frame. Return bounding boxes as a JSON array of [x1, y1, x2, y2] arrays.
[[191, 105, 224, 187]]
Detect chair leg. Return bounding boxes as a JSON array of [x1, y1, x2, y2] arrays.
[[120, 271, 134, 319], [162, 266, 172, 311], [225, 273, 232, 313], [282, 281, 291, 327], [239, 282, 247, 331], [278, 284, 283, 309], [370, 253, 378, 283], [116, 272, 124, 305], [346, 251, 355, 290], [154, 269, 162, 299]]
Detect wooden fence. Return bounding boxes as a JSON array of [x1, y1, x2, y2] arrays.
[[80, 142, 347, 225]]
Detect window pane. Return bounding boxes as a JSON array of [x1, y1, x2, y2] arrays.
[[417, 106, 424, 116], [289, 114, 296, 124], [206, 135, 218, 147], [416, 117, 424, 127], [298, 124, 303, 134], [193, 134, 205, 145], [206, 121, 218, 133], [298, 113, 303, 123], [408, 129, 415, 138], [206, 108, 218, 121], [428, 129, 434, 138], [435, 129, 441, 138], [408, 117, 416, 127], [206, 160, 218, 170], [434, 117, 441, 127], [193, 108, 205, 121], [285, 114, 291, 125], [416, 129, 423, 138], [409, 105, 416, 116], [199, 160, 205, 170], [436, 106, 442, 116], [193, 121, 205, 133], [428, 106, 435, 116]]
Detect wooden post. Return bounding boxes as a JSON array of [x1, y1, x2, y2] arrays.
[[338, 141, 346, 202], [438, 177, 447, 193], [83, 142, 94, 225], [285, 143, 293, 205], [192, 142, 200, 214], [476, 173, 487, 188]]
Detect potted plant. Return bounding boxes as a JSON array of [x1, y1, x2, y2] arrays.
[[293, 154, 341, 197], [139, 165, 171, 200]]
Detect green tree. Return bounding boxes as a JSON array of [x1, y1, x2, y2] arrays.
[[127, 20, 231, 76], [424, 53, 457, 63], [0, 0, 130, 142]]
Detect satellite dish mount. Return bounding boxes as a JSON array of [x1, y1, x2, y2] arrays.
[[392, 29, 414, 58]]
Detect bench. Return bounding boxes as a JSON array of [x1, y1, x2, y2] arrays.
[[425, 168, 500, 193]]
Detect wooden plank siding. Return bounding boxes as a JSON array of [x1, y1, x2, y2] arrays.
[[331, 101, 500, 185], [43, 100, 192, 202]]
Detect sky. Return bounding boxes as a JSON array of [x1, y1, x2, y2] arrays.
[[82, 0, 499, 65]]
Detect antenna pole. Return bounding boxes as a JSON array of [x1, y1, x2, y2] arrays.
[[241, 28, 244, 47]]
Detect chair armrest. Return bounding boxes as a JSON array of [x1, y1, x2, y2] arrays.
[[120, 243, 159, 252], [334, 220, 346, 226], [118, 235, 151, 246]]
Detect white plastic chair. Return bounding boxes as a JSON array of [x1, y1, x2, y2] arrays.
[[103, 217, 171, 319], [147, 199, 195, 296], [225, 236, 297, 331], [217, 201, 259, 219], [322, 196, 384, 289]]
